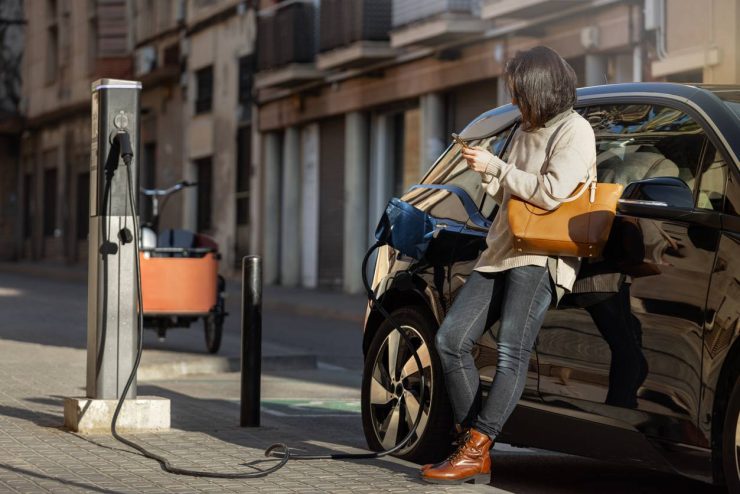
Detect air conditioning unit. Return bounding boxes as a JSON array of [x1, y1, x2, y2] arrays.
[[135, 46, 157, 76], [580, 26, 600, 51], [175, 0, 186, 23], [644, 0, 660, 31]]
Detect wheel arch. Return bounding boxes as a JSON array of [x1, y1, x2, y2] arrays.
[[711, 333, 740, 484], [362, 285, 440, 357]]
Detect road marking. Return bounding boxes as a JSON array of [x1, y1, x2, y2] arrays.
[[259, 399, 361, 417], [316, 361, 352, 372]]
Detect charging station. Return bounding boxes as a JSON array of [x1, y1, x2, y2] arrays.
[[64, 79, 170, 433]]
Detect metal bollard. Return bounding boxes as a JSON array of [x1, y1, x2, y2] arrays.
[[240, 255, 262, 427]]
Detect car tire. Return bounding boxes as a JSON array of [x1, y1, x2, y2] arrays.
[[722, 375, 740, 492], [361, 306, 454, 464]]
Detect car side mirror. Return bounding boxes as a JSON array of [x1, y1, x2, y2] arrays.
[[618, 177, 694, 211]]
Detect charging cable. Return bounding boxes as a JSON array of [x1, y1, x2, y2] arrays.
[[106, 130, 427, 476]]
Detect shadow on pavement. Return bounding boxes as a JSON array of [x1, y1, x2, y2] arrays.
[[0, 404, 63, 428], [0, 463, 121, 494], [136, 384, 431, 487]]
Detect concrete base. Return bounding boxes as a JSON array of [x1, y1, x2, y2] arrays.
[[64, 396, 170, 434]]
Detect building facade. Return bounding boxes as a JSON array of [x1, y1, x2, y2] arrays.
[[14, 0, 132, 263], [0, 0, 25, 261], [1, 0, 738, 293], [253, 0, 740, 293], [131, 0, 257, 271], [2, 0, 257, 272]]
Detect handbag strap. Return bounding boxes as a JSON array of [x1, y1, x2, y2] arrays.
[[537, 169, 595, 204], [537, 116, 597, 204], [409, 184, 491, 228]]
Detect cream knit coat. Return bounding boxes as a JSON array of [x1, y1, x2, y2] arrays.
[[474, 108, 597, 293]]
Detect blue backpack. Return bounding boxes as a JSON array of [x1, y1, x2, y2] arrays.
[[374, 184, 491, 260]]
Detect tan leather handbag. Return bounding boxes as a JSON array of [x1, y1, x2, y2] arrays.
[[507, 170, 623, 258]]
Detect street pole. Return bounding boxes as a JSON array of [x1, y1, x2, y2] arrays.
[[241, 255, 262, 427]]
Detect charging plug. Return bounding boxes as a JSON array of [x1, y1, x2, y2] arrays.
[[115, 131, 134, 166], [119, 227, 133, 245]]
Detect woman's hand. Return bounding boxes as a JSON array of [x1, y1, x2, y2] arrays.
[[461, 147, 497, 175]]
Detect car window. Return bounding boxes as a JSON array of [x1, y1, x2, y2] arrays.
[[413, 125, 515, 222], [696, 144, 727, 211], [581, 104, 707, 199], [724, 172, 740, 217]]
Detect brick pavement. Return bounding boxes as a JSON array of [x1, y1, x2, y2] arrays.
[[0, 336, 499, 493]]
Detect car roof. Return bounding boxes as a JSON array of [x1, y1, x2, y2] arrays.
[[460, 82, 739, 163]]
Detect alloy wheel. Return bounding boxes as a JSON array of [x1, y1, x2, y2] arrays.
[[369, 325, 433, 453]]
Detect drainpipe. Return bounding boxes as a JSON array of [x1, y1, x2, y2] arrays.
[[655, 0, 668, 60]]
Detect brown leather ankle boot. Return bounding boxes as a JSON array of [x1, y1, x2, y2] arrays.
[[421, 428, 492, 484], [420, 425, 470, 473]]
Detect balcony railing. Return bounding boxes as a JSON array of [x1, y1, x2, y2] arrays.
[[481, 0, 582, 20], [257, 1, 317, 72], [390, 0, 486, 48], [317, 0, 395, 70], [392, 0, 481, 29], [319, 0, 392, 53]]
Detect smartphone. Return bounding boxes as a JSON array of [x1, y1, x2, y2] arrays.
[[451, 133, 469, 149]]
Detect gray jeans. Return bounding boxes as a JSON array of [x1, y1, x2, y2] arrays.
[[435, 265, 553, 440]]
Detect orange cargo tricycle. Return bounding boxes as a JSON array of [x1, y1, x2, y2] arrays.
[[138, 180, 228, 353]]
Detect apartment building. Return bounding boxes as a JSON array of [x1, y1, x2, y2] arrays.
[[2, 0, 737, 292], [132, 0, 257, 271], [0, 0, 24, 260], [16, 0, 132, 263], [3, 0, 257, 271], [253, 0, 740, 293]]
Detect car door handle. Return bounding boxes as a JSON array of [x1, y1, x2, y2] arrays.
[[618, 198, 668, 207]]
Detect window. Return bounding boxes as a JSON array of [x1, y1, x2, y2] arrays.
[[43, 168, 58, 237], [725, 172, 740, 217], [696, 144, 727, 211], [141, 143, 157, 221], [581, 104, 706, 195], [163, 43, 180, 67], [236, 127, 250, 226], [195, 157, 212, 231], [87, 0, 98, 74], [238, 55, 254, 122], [195, 66, 213, 114], [77, 172, 90, 240], [46, 26, 59, 84], [23, 173, 33, 239], [666, 70, 703, 83]]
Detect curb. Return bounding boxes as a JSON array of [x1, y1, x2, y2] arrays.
[[138, 354, 318, 381]]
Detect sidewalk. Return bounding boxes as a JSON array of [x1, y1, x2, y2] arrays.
[[0, 260, 503, 492], [0, 332, 498, 493]]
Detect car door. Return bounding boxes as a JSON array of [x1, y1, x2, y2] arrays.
[[698, 144, 738, 450], [535, 101, 722, 446]]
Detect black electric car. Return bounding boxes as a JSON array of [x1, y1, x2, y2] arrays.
[[360, 83, 740, 488]]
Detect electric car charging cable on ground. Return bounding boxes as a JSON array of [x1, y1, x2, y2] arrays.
[[97, 130, 428, 477]]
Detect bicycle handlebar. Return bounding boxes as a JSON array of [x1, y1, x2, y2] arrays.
[[140, 180, 198, 196]]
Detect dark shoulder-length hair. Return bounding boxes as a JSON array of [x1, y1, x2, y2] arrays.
[[504, 46, 577, 131]]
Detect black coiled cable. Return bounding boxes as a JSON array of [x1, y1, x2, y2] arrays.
[[107, 130, 427, 476]]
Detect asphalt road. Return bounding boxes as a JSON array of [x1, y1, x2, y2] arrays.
[[0, 270, 727, 493]]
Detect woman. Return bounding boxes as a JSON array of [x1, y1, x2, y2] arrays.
[[421, 46, 596, 484]]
